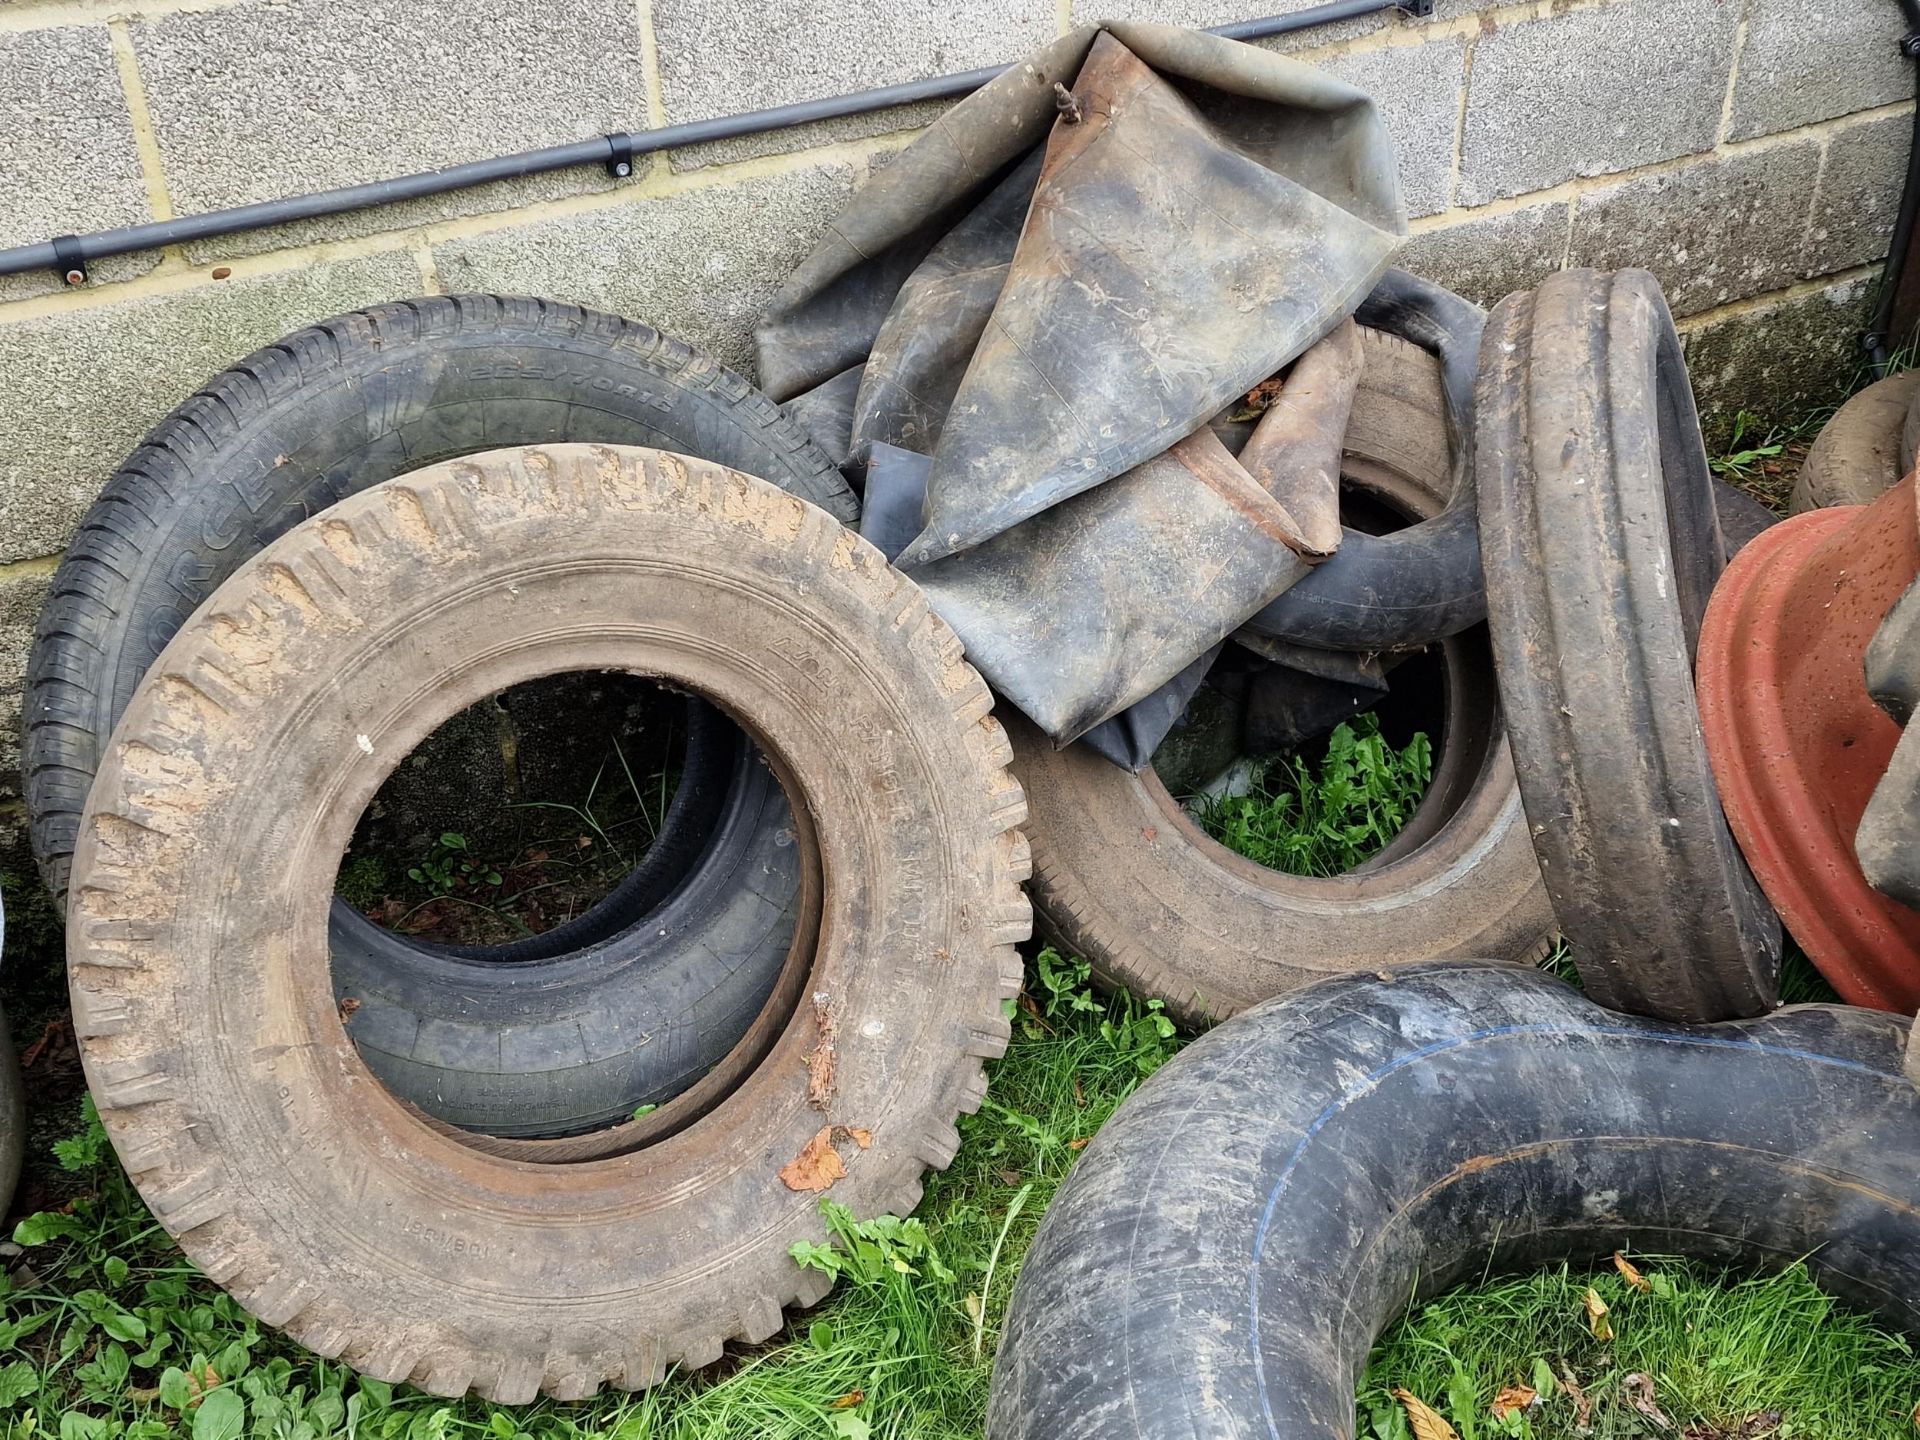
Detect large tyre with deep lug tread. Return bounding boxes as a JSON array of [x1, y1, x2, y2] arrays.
[[28, 296, 857, 1137], [69, 444, 1030, 1400]]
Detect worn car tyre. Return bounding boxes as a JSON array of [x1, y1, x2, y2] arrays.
[[69, 444, 1029, 1399], [1478, 268, 1780, 1021], [1014, 328, 1553, 1026], [332, 747, 813, 1140], [28, 296, 858, 1135], [988, 961, 1920, 1440], [1790, 369, 1920, 514], [25, 292, 855, 908]]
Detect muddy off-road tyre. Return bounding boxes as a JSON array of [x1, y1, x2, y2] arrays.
[[1790, 369, 1920, 514], [1014, 329, 1553, 1026], [25, 293, 855, 909], [68, 444, 1030, 1399], [1478, 268, 1780, 1022], [988, 961, 1920, 1440]]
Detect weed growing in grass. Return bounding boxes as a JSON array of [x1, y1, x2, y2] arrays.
[[1188, 713, 1432, 875], [1708, 410, 1788, 484]]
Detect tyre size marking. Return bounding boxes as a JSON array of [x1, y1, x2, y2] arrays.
[[465, 365, 673, 412]]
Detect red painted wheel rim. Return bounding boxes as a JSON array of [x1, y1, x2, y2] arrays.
[[1695, 478, 1920, 1011]]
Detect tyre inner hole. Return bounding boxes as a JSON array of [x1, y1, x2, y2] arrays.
[[335, 672, 686, 948], [1157, 481, 1450, 877], [326, 669, 819, 1157]]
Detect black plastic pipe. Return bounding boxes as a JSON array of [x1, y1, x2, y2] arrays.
[[0, 0, 1423, 284]]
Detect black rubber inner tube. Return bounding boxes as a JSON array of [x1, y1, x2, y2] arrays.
[[989, 961, 1920, 1440], [1240, 268, 1488, 652]]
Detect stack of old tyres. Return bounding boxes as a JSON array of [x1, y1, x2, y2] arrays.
[[36, 299, 1035, 1397], [987, 269, 1920, 1440]]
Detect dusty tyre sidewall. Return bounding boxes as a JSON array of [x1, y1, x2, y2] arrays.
[[1015, 330, 1551, 1025], [1790, 370, 1920, 514], [69, 446, 1027, 1401]]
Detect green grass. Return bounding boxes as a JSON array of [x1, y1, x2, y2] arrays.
[[1187, 713, 1432, 875], [6, 949, 1913, 1438], [1359, 1261, 1920, 1439], [0, 951, 1180, 1439]]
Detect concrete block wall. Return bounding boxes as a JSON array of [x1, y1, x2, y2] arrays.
[[0, 0, 1911, 872]]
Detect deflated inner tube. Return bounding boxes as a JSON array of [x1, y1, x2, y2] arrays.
[[1241, 268, 1487, 652], [1010, 327, 1552, 1027], [25, 296, 856, 1137], [1477, 267, 1780, 1022], [988, 961, 1920, 1440]]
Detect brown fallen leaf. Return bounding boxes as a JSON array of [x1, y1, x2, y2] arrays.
[[836, 1126, 872, 1150], [778, 1127, 846, 1193], [1624, 1373, 1673, 1429], [1230, 375, 1288, 420], [20, 1017, 72, 1070], [831, 1389, 864, 1410], [1615, 1252, 1652, 1293], [1555, 1360, 1594, 1435], [1016, 992, 1054, 1034], [1685, 1412, 1782, 1440], [1392, 1388, 1459, 1440], [1583, 1287, 1614, 1341], [1491, 1384, 1538, 1421], [183, 1365, 222, 1410], [338, 996, 362, 1023], [805, 993, 838, 1109], [1067, 1137, 1091, 1151]]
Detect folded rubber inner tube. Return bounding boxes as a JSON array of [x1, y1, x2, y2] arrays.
[[1239, 267, 1489, 652], [989, 961, 1920, 1440]]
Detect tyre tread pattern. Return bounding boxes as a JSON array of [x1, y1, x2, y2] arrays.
[[69, 446, 1023, 1401]]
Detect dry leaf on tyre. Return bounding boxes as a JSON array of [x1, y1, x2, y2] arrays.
[[1392, 1387, 1459, 1440], [778, 1126, 847, 1193], [1614, 1251, 1652, 1292]]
